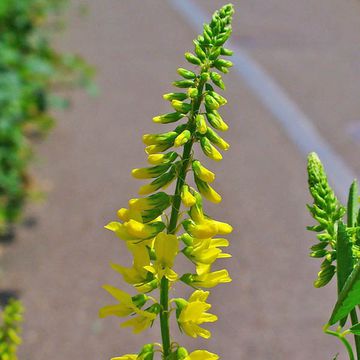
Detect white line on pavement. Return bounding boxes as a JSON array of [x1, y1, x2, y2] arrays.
[[168, 0, 357, 201]]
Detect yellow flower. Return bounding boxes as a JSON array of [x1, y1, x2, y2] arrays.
[[181, 185, 196, 207], [145, 232, 179, 281], [185, 350, 219, 360], [192, 160, 215, 183], [121, 308, 157, 334], [111, 355, 137, 360], [177, 290, 217, 339], [194, 177, 222, 204], [174, 130, 191, 147], [191, 269, 232, 288], [124, 219, 165, 239], [200, 137, 222, 161], [183, 219, 218, 239], [99, 285, 145, 318]]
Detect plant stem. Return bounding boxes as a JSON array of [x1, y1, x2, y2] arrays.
[[350, 309, 360, 359], [159, 75, 206, 359], [324, 328, 355, 360]]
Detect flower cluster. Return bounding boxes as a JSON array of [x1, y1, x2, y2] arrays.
[[101, 4, 235, 359]]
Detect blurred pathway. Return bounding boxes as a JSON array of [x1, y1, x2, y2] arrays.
[[2, 1, 360, 359]]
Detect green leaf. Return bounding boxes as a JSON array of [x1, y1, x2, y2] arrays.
[[350, 323, 360, 335], [348, 180, 358, 227], [336, 221, 354, 326], [328, 260, 360, 325]]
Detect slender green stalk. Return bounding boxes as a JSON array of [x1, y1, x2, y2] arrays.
[[350, 309, 360, 359], [160, 76, 207, 358], [324, 328, 355, 360]]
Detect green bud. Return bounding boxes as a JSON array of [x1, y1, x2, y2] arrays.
[[206, 111, 229, 131], [214, 58, 233, 68], [138, 344, 154, 360], [163, 92, 188, 101], [174, 130, 191, 147], [200, 72, 210, 82], [209, 91, 227, 106], [206, 127, 230, 149], [153, 112, 184, 124], [194, 42, 206, 60], [209, 46, 222, 60], [180, 233, 194, 246], [142, 131, 178, 146], [176, 347, 189, 359], [132, 294, 148, 308], [185, 52, 202, 65], [173, 80, 195, 88], [221, 47, 233, 56], [200, 136, 223, 161], [187, 87, 198, 98], [177, 68, 196, 79], [171, 100, 192, 113], [210, 71, 225, 90], [205, 94, 220, 110], [195, 114, 207, 134]]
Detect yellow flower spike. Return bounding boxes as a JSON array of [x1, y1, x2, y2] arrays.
[[191, 269, 232, 288], [200, 137, 222, 161], [192, 160, 215, 183], [194, 177, 222, 204], [176, 290, 217, 339], [124, 219, 165, 239], [174, 130, 191, 147], [181, 185, 196, 207], [185, 350, 219, 360]]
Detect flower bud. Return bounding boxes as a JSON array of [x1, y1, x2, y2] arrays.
[[214, 58, 233, 68], [138, 166, 177, 195], [209, 46, 221, 60], [210, 72, 225, 90], [187, 87, 198, 99], [181, 185, 196, 207], [145, 143, 173, 155], [200, 137, 222, 161], [173, 80, 195, 88], [206, 128, 230, 150], [194, 43, 206, 60], [205, 111, 228, 131], [163, 92, 188, 101], [192, 160, 215, 183], [142, 131, 178, 146], [177, 68, 196, 79], [176, 347, 189, 359], [131, 163, 172, 179], [129, 192, 171, 211], [195, 176, 222, 203], [147, 151, 178, 165], [195, 114, 207, 134], [221, 47, 233, 56], [208, 91, 227, 106], [200, 72, 210, 82], [171, 100, 192, 113], [174, 130, 191, 147], [153, 112, 184, 124], [205, 95, 220, 110], [180, 233, 194, 246], [185, 52, 202, 65]]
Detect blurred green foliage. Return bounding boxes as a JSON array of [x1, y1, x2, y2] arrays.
[[0, 299, 24, 360], [0, 0, 95, 233]]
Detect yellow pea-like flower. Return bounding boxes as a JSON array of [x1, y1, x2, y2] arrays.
[[177, 290, 217, 339], [111, 355, 137, 360], [123, 219, 165, 239], [174, 130, 191, 147], [121, 309, 157, 334], [191, 269, 232, 288], [200, 137, 222, 161], [194, 177, 222, 203], [192, 160, 215, 183], [183, 219, 218, 239], [147, 151, 178, 165], [181, 185, 196, 207], [184, 350, 219, 360]]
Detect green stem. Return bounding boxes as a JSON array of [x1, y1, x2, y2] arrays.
[[350, 309, 360, 359], [324, 328, 355, 360], [159, 75, 206, 359]]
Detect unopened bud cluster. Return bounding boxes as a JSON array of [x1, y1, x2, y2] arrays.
[[101, 4, 235, 359]]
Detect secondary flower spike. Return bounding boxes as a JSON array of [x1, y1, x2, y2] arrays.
[[101, 4, 235, 359]]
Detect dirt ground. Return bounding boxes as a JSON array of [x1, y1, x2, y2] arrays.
[[3, 0, 360, 359]]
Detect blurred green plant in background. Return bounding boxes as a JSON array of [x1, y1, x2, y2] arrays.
[[0, 0, 95, 234], [0, 300, 24, 360]]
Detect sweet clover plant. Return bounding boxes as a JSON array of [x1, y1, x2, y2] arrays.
[[0, 0, 94, 233], [307, 152, 360, 360], [101, 4, 235, 360]]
